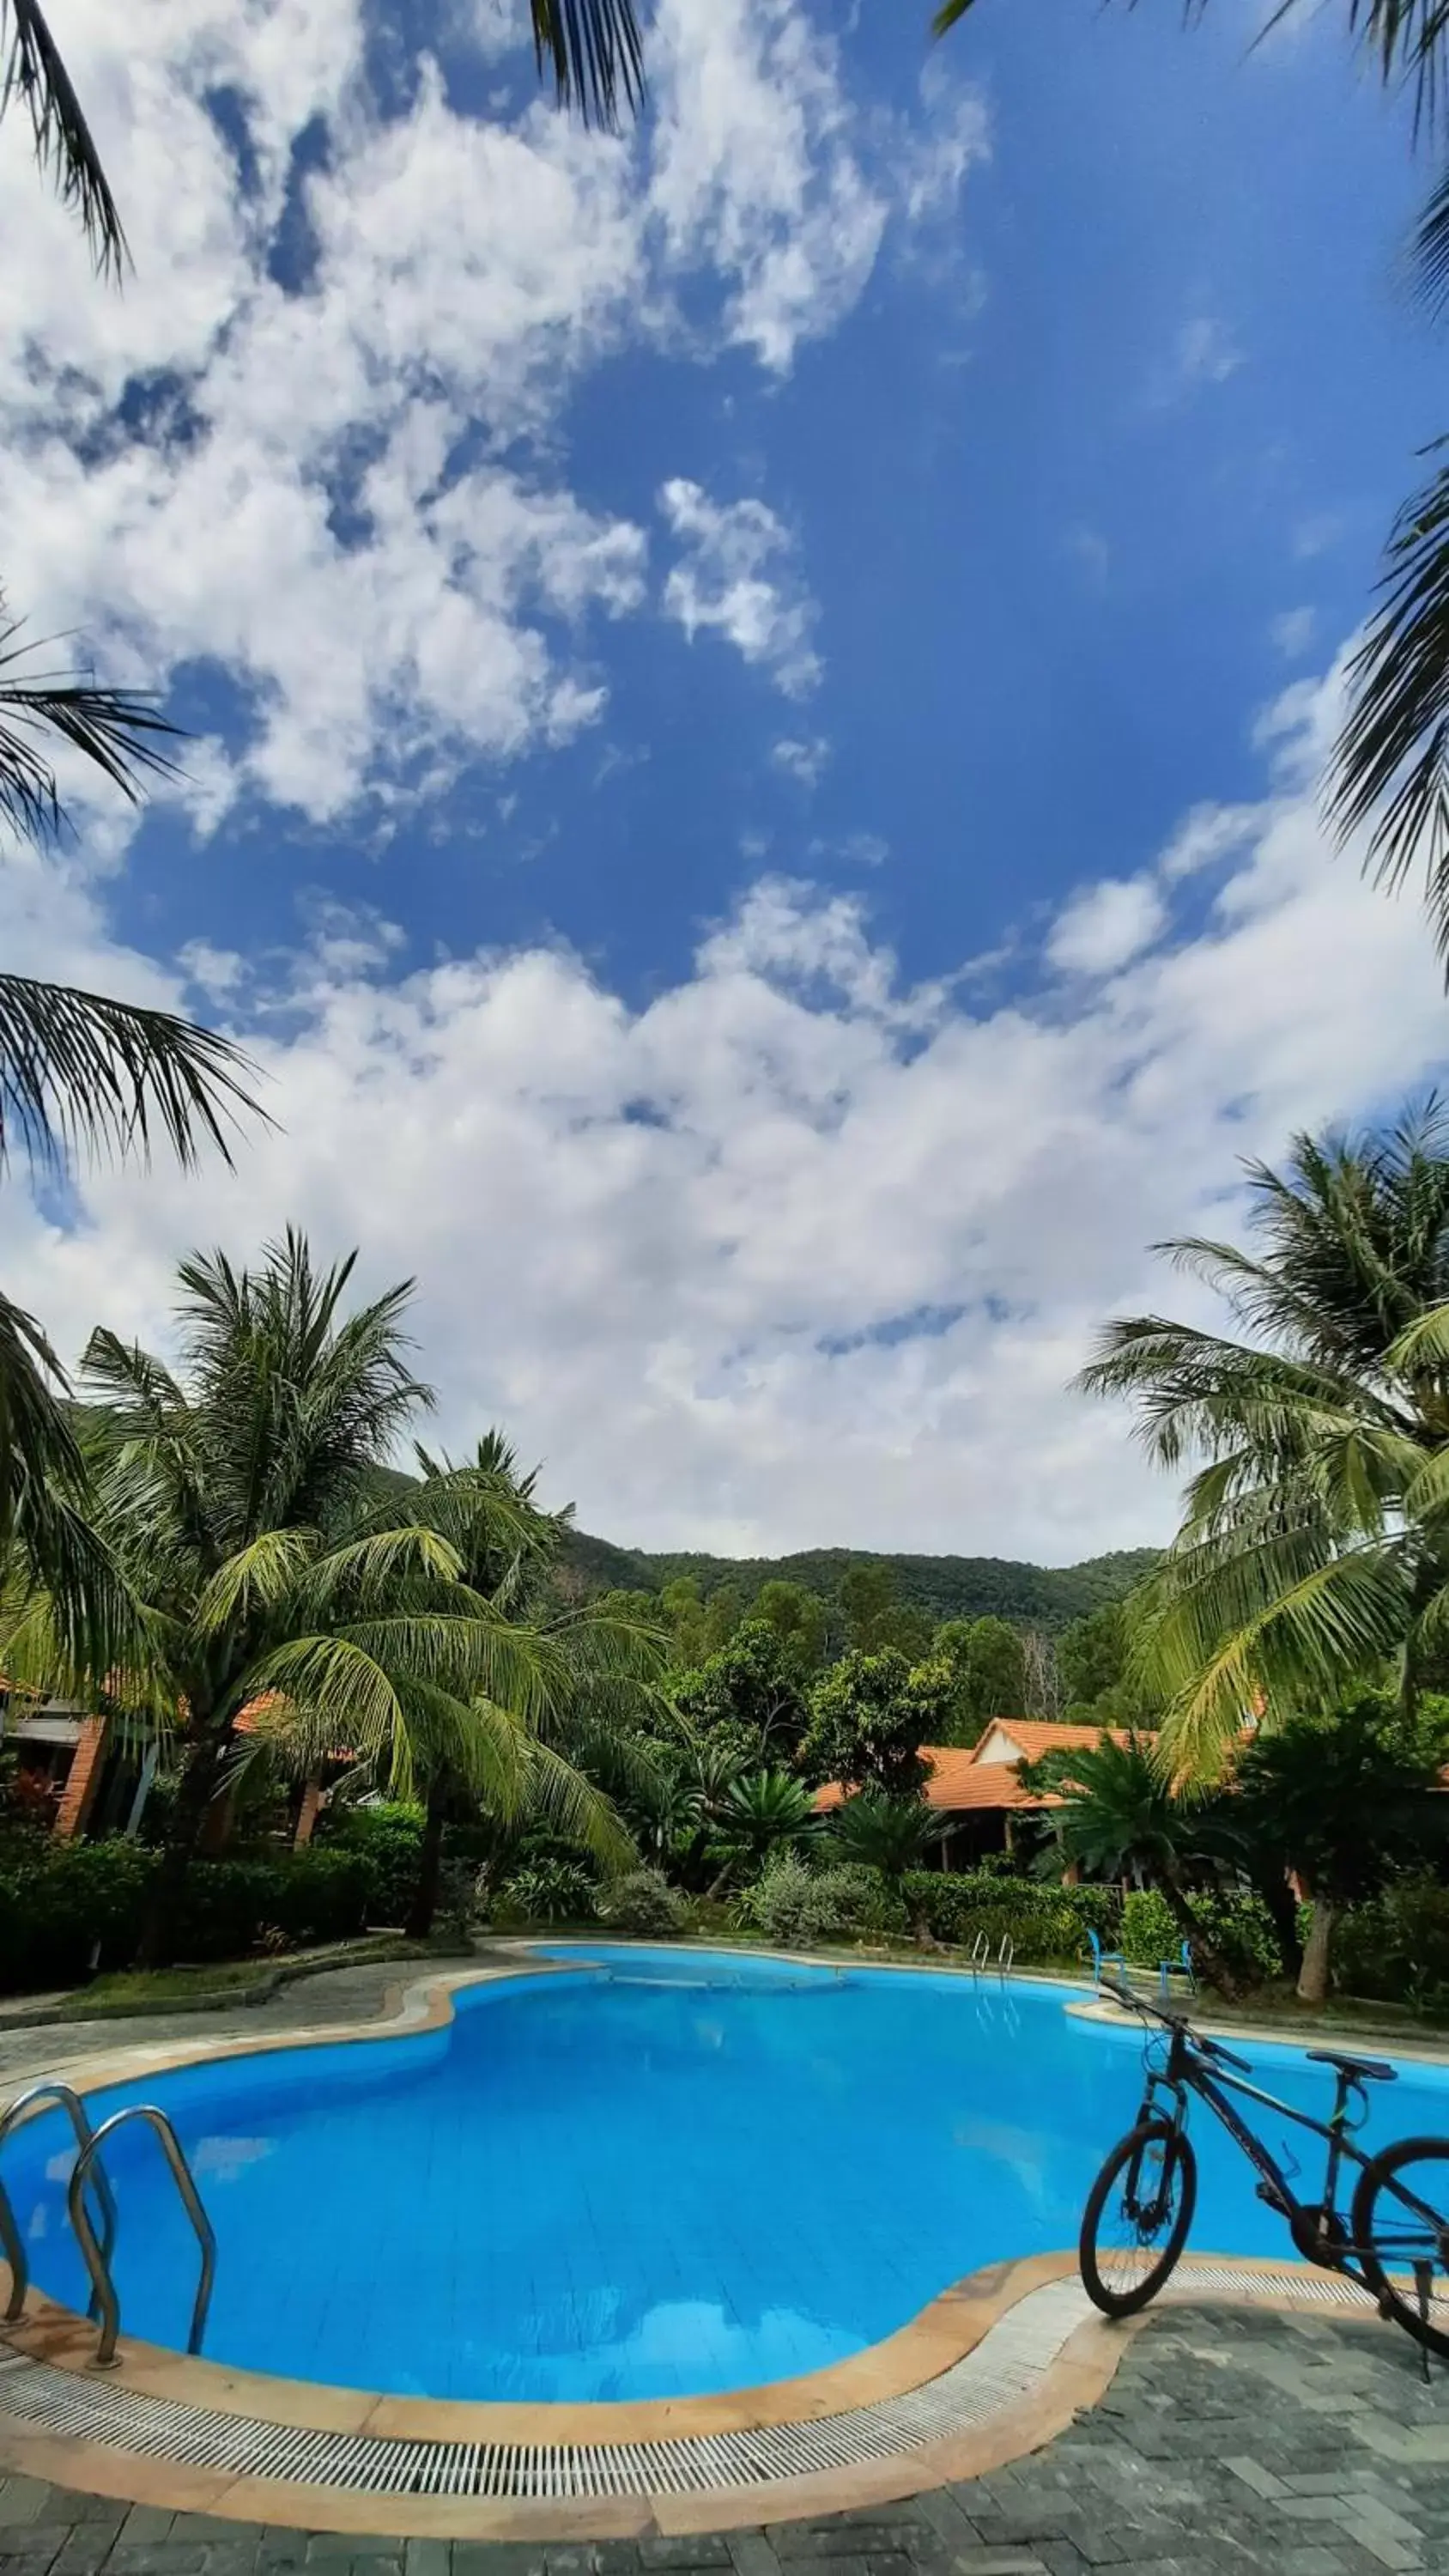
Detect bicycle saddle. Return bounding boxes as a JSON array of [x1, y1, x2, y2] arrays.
[[1306, 2048, 1396, 2082]]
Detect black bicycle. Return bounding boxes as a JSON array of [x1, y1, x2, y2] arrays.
[[1079, 1980, 1449, 2372]]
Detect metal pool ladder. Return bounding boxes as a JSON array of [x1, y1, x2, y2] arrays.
[[0, 2081, 118, 2326], [0, 2084, 215, 2368], [967, 1932, 1015, 1983]]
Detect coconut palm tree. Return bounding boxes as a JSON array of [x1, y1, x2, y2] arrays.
[[1080, 1100, 1449, 1775], [0, 1235, 655, 1957], [319, 1432, 665, 1933]]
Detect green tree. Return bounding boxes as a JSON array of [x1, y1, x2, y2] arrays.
[[674, 1620, 809, 1766], [1081, 1103, 1449, 1771], [1234, 1693, 1446, 2003], [1, 1237, 649, 1955], [839, 1562, 937, 1660], [937, 1615, 1028, 1733], [1022, 1734, 1245, 1998], [659, 1577, 711, 1669], [751, 1579, 830, 1678], [1057, 1601, 1161, 1728], [800, 1649, 937, 1796]]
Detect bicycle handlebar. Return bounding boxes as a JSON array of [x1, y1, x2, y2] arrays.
[[1101, 1975, 1252, 2075]]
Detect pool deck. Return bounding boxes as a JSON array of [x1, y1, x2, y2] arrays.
[[3, 1947, 1449, 2556], [3, 2302, 1446, 2576]]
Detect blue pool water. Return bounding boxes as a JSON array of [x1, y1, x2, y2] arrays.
[[5, 1946, 1449, 2403]]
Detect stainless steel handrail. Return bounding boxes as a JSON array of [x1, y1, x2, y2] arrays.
[[0, 2081, 118, 2324], [68, 2106, 215, 2367], [997, 1934, 1015, 1982]]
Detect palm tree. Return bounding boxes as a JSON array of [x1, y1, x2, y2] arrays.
[[0, 1236, 652, 1958], [830, 1789, 943, 1880], [708, 1770, 817, 1892], [1020, 1733, 1246, 1996], [325, 1433, 664, 1932], [1081, 1102, 1449, 1775]]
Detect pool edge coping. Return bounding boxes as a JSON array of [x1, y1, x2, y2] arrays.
[[0, 2263, 1393, 2539]]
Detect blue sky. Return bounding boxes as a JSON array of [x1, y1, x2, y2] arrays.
[[4, 0, 1449, 1558]]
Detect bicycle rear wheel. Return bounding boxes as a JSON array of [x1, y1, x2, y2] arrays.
[[1352, 2136, 1449, 2362], [1080, 2118, 1197, 2318]]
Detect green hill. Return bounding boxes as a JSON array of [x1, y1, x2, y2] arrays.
[[558, 1531, 1158, 1632]]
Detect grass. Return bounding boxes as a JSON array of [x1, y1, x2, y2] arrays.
[[30, 1934, 428, 2022]]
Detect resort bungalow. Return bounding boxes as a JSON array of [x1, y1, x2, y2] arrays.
[[813, 1718, 1138, 1868]]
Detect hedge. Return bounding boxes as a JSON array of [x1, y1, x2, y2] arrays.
[[1334, 1873, 1449, 2008], [899, 1870, 1121, 1958], [0, 1838, 384, 1994], [1120, 1886, 1283, 1984]]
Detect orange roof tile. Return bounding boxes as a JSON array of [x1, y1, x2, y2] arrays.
[[813, 1721, 1148, 1816]]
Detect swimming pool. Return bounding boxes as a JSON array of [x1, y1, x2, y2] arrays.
[[5, 1946, 1447, 2404]]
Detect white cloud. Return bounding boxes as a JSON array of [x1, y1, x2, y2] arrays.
[[1046, 876, 1167, 977], [894, 62, 991, 228], [1270, 605, 1317, 659], [1176, 315, 1243, 388], [658, 480, 821, 695], [0, 0, 937, 825], [1066, 526, 1111, 586], [8, 659, 1448, 1562], [772, 735, 831, 788], [1149, 314, 1243, 408], [646, 0, 888, 370]]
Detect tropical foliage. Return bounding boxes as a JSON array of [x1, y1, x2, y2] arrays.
[[1081, 1102, 1449, 1771], [0, 1235, 661, 1956]]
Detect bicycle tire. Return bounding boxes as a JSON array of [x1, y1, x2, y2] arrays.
[[1080, 2118, 1197, 2319], [1351, 2135, 1449, 2362]]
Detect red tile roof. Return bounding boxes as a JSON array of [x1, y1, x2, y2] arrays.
[[813, 1720, 1145, 1815]]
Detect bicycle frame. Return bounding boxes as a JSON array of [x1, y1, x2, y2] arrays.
[[1136, 2020, 1377, 2264]]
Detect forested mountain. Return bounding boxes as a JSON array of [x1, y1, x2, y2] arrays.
[[557, 1533, 1158, 1632]]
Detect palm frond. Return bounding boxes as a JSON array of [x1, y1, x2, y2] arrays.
[[0, 974, 261, 1175], [1, 0, 126, 276], [191, 1528, 320, 1639], [1327, 453, 1449, 975], [0, 606, 179, 844], [529, 0, 644, 129], [0, 1285, 81, 1552], [299, 1523, 466, 1613]]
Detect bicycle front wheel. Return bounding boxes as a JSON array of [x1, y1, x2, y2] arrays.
[[1352, 2136, 1449, 2361], [1080, 2118, 1197, 2318]]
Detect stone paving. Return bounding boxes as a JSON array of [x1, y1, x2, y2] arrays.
[[3, 2304, 1449, 2576]]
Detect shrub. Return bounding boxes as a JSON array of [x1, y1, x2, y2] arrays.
[[1119, 1886, 1280, 1985], [0, 1838, 385, 1994], [497, 1857, 601, 1924], [317, 1801, 422, 1923], [171, 1849, 378, 1959], [597, 1867, 688, 1935], [740, 1852, 815, 1945], [803, 1863, 907, 1940], [741, 1856, 906, 1946], [1336, 1872, 1449, 2008], [0, 1838, 156, 1988], [900, 1871, 1121, 1955]]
